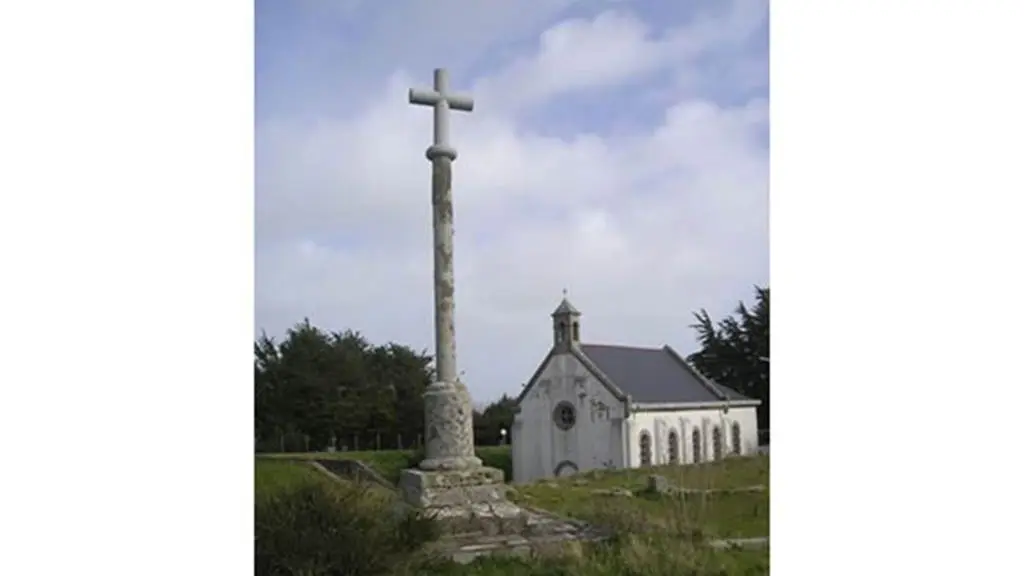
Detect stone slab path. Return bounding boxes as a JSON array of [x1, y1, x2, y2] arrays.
[[435, 505, 612, 565]]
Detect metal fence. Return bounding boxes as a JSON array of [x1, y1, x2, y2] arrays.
[[255, 431, 511, 454], [256, 429, 767, 455]]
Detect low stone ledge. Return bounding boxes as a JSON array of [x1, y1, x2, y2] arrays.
[[646, 475, 768, 497], [708, 536, 769, 550]]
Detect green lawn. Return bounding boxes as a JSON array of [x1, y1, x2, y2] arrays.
[[511, 456, 769, 540], [427, 540, 769, 576], [256, 451, 768, 540], [254, 452, 769, 574], [254, 458, 328, 500]]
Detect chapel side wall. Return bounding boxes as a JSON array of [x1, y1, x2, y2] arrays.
[[514, 352, 625, 482], [627, 406, 760, 467]]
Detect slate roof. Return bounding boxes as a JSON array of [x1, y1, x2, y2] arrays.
[[578, 344, 754, 404], [551, 298, 581, 316]]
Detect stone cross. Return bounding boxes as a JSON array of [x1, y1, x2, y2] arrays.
[[409, 68, 474, 162], [409, 68, 481, 471]]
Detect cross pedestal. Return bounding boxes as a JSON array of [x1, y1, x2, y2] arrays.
[[397, 382, 520, 535], [398, 465, 526, 535]]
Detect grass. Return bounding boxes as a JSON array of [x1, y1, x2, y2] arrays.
[[423, 539, 769, 575], [510, 455, 769, 539], [254, 452, 769, 575], [258, 445, 513, 485], [255, 457, 398, 500], [254, 458, 330, 500], [255, 459, 441, 576]]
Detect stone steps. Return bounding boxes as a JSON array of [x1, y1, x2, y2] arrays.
[[312, 458, 395, 490], [435, 507, 611, 565]]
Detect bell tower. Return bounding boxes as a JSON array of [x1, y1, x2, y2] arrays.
[[551, 291, 581, 353]]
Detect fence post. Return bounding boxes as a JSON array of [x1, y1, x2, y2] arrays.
[[375, 432, 381, 451]]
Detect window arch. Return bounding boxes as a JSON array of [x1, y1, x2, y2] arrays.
[[712, 426, 723, 460], [731, 422, 742, 455], [668, 430, 680, 465], [639, 431, 652, 467], [691, 429, 702, 463], [572, 321, 580, 341]]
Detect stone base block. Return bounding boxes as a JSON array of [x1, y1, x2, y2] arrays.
[[399, 466, 506, 507], [427, 501, 529, 535], [399, 466, 527, 535]]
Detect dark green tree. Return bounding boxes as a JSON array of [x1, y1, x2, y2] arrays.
[[473, 394, 517, 446], [254, 319, 433, 453], [688, 286, 769, 440]]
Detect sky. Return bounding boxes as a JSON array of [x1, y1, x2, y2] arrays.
[[255, 0, 769, 404]]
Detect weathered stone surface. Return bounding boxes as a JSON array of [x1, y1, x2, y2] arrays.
[[420, 380, 481, 471], [648, 474, 673, 494], [709, 536, 769, 550], [429, 156, 457, 386], [432, 506, 612, 565], [399, 467, 527, 536], [428, 501, 529, 536], [404, 466, 504, 491], [310, 459, 393, 490], [399, 467, 507, 507], [592, 487, 634, 498]]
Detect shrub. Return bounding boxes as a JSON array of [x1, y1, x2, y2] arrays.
[[255, 475, 439, 576], [401, 446, 512, 482], [477, 446, 513, 481]]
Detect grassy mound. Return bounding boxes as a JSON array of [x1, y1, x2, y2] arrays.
[[255, 459, 439, 576]]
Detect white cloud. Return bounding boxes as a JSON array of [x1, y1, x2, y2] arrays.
[[256, 1, 768, 401], [473, 0, 768, 113]]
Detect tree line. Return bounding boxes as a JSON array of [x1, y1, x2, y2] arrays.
[[255, 286, 768, 452], [254, 320, 517, 452], [687, 286, 770, 441]]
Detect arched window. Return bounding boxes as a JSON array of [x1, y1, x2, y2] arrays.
[[731, 422, 742, 455], [639, 431, 652, 467], [691, 429, 702, 463], [572, 321, 580, 341], [668, 430, 680, 464], [712, 426, 723, 460]]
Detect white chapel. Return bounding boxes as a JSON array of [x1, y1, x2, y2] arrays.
[[510, 297, 761, 483]]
